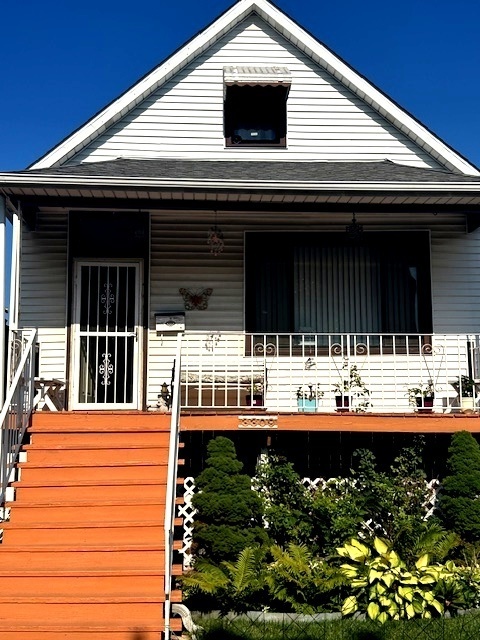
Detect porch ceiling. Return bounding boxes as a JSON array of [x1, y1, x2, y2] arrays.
[[2, 159, 480, 209]]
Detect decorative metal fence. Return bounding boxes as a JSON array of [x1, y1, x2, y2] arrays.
[[191, 610, 480, 640]]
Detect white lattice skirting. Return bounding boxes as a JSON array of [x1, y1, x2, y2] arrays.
[[179, 476, 440, 569]]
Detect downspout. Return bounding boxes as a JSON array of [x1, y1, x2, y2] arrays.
[[164, 332, 182, 640]]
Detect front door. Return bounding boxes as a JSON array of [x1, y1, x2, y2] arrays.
[[71, 261, 141, 409]]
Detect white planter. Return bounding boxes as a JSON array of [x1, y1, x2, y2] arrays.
[[461, 396, 475, 411]]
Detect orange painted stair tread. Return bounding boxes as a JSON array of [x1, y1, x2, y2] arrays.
[[0, 413, 183, 638]]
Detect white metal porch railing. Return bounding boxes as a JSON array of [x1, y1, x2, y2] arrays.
[[180, 332, 480, 413], [0, 329, 37, 507]]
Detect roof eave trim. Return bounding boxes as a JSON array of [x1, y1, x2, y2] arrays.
[[2, 173, 480, 193]]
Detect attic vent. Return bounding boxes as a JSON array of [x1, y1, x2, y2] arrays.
[[223, 66, 291, 89]]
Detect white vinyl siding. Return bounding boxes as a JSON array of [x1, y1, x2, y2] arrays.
[[431, 229, 480, 332], [145, 211, 480, 407], [19, 212, 68, 380], [70, 16, 441, 169]]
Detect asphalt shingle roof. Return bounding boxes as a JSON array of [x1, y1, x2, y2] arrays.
[[27, 159, 480, 184]]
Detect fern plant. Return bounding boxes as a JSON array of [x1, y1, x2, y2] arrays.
[[182, 546, 269, 613]]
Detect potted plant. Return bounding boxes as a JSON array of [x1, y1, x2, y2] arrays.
[[333, 364, 371, 413], [406, 379, 435, 413], [296, 384, 323, 412], [451, 375, 476, 411], [246, 382, 264, 407]]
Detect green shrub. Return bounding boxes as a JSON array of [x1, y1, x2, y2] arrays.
[[255, 453, 315, 549], [192, 437, 268, 564], [439, 431, 480, 542], [310, 442, 431, 558]]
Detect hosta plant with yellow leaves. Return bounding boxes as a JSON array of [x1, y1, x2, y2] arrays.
[[337, 537, 445, 623]]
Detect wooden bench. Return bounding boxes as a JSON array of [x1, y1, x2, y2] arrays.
[[34, 378, 66, 411]]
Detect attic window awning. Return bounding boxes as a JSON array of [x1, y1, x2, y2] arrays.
[[223, 66, 292, 88]]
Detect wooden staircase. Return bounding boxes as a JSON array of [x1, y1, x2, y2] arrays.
[[0, 412, 183, 640]]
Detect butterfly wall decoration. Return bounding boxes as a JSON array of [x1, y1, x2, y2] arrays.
[[179, 287, 213, 311]]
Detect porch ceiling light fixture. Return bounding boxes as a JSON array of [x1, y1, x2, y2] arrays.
[[346, 212, 363, 241], [207, 212, 224, 256]]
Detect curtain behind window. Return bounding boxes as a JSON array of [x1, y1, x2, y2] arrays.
[[246, 232, 428, 335]]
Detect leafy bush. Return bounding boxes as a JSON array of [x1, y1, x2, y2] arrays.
[[439, 431, 480, 542], [310, 442, 432, 558], [254, 453, 315, 550], [338, 537, 445, 622], [192, 437, 268, 564]]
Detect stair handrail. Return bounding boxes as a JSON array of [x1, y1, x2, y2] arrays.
[[0, 328, 37, 507], [164, 331, 183, 640]]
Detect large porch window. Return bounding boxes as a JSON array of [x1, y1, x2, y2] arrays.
[[245, 232, 432, 335]]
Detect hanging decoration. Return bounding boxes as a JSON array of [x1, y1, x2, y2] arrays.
[[207, 212, 225, 256], [346, 213, 363, 241], [179, 287, 213, 311]]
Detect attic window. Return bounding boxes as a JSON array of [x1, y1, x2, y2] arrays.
[[224, 66, 291, 147]]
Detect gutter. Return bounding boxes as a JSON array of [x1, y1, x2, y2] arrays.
[[1, 173, 480, 193]]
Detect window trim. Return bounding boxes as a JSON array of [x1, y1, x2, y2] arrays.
[[224, 82, 289, 148]]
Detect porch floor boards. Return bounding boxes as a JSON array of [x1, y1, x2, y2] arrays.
[[0, 413, 182, 639]]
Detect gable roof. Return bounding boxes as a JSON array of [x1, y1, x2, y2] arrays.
[[29, 0, 479, 176]]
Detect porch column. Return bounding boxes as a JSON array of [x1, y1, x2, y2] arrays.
[[0, 195, 5, 405], [6, 206, 20, 387]]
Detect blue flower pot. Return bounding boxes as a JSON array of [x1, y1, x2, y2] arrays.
[[297, 398, 317, 412]]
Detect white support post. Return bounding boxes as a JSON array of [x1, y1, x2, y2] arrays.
[[0, 196, 6, 406], [8, 208, 20, 333], [6, 207, 20, 386]]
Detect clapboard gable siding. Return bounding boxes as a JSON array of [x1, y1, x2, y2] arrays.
[[71, 16, 441, 168], [19, 212, 68, 380]]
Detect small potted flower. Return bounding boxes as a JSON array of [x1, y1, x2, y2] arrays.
[[451, 375, 476, 411], [406, 379, 435, 413], [333, 364, 371, 413], [246, 382, 264, 407], [296, 384, 323, 413]]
